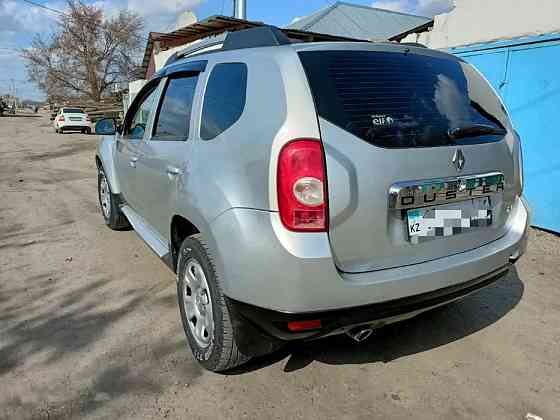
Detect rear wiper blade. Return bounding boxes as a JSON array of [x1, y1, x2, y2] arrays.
[[447, 124, 507, 140]]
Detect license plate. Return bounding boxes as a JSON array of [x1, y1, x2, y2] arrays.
[[70, 117, 82, 121], [407, 199, 492, 244]]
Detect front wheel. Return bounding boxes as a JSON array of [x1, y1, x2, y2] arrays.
[[97, 167, 130, 230], [177, 235, 250, 372]]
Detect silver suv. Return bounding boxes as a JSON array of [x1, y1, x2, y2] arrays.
[[95, 27, 529, 372]]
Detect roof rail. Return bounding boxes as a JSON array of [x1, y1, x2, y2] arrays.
[[163, 26, 292, 68], [164, 34, 227, 67], [399, 42, 428, 48], [222, 25, 292, 51]]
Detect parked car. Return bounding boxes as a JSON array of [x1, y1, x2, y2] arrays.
[[95, 27, 529, 372], [53, 107, 92, 134]]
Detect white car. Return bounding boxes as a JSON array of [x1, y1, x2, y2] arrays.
[[53, 107, 92, 134]]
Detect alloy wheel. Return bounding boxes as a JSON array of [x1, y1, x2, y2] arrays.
[[99, 173, 111, 218]]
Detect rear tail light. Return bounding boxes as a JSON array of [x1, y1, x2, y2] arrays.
[[59, 116, 65, 122], [277, 139, 328, 232], [86, 114, 91, 122]]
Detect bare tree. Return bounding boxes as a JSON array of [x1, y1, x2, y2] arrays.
[[22, 1, 144, 102]]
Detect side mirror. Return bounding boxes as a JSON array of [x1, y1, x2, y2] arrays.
[[95, 118, 117, 135]]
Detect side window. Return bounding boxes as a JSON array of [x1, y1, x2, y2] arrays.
[[125, 86, 159, 140], [200, 63, 247, 140], [152, 75, 198, 141]]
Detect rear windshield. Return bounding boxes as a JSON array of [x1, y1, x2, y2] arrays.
[[63, 108, 84, 114], [298, 50, 509, 148]]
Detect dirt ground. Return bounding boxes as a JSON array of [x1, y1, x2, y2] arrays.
[[0, 114, 559, 420]]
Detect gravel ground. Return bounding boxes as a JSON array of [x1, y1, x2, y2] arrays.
[[0, 114, 559, 420]]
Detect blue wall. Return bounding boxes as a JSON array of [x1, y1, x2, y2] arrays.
[[451, 34, 560, 233]]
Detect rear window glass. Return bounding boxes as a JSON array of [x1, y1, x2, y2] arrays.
[[153, 75, 198, 140], [298, 50, 508, 148], [63, 108, 84, 114], [200, 63, 247, 140]]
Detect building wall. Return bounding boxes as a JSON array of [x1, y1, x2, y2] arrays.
[[154, 47, 182, 73], [403, 0, 560, 49], [452, 35, 560, 233]]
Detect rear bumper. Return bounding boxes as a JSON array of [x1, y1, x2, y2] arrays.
[[227, 264, 510, 341], [209, 196, 529, 314], [58, 125, 91, 131]]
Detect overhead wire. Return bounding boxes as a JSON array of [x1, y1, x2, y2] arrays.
[[13, 0, 152, 93], [15, 0, 150, 43]]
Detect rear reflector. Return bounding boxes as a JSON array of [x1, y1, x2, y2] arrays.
[[277, 139, 328, 232], [287, 319, 322, 332]]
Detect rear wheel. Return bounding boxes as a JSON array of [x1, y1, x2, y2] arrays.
[[97, 166, 129, 230], [86, 128, 91, 135], [177, 234, 250, 372], [59, 128, 63, 134]]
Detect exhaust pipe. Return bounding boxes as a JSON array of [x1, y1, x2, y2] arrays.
[[346, 327, 373, 343]]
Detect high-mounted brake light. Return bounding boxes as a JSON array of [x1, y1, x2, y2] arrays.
[[277, 139, 328, 232]]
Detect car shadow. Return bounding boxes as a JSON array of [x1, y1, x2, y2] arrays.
[[0, 271, 203, 419], [228, 266, 524, 374]]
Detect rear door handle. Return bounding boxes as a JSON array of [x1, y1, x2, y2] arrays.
[[129, 156, 138, 167], [166, 166, 183, 177]]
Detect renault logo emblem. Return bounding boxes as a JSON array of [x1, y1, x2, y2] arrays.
[[452, 149, 465, 172]]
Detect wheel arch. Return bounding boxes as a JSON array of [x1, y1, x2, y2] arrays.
[[96, 136, 120, 194], [170, 215, 200, 272]]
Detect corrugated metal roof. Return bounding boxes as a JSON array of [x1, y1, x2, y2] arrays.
[[140, 15, 367, 79], [286, 1, 431, 41]]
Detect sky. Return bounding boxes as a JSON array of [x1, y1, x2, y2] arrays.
[[0, 0, 454, 101]]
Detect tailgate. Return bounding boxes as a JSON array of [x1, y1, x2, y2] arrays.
[[298, 48, 518, 273]]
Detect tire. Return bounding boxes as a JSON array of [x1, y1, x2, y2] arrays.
[[97, 166, 130, 230], [177, 234, 250, 372], [86, 128, 91, 135], [59, 129, 63, 134]]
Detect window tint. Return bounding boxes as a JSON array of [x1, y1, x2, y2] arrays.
[[153, 76, 198, 140], [298, 51, 508, 148], [63, 108, 84, 114], [200, 63, 247, 140], [125, 86, 159, 139]]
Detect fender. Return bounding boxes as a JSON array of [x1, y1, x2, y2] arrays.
[[96, 135, 121, 194]]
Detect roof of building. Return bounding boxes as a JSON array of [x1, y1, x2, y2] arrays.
[[140, 15, 367, 79], [286, 1, 431, 41]]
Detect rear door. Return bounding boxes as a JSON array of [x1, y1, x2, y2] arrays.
[[298, 48, 518, 273], [134, 73, 200, 240]]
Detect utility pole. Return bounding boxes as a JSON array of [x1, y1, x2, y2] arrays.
[[233, 0, 246, 19], [10, 78, 15, 109]]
